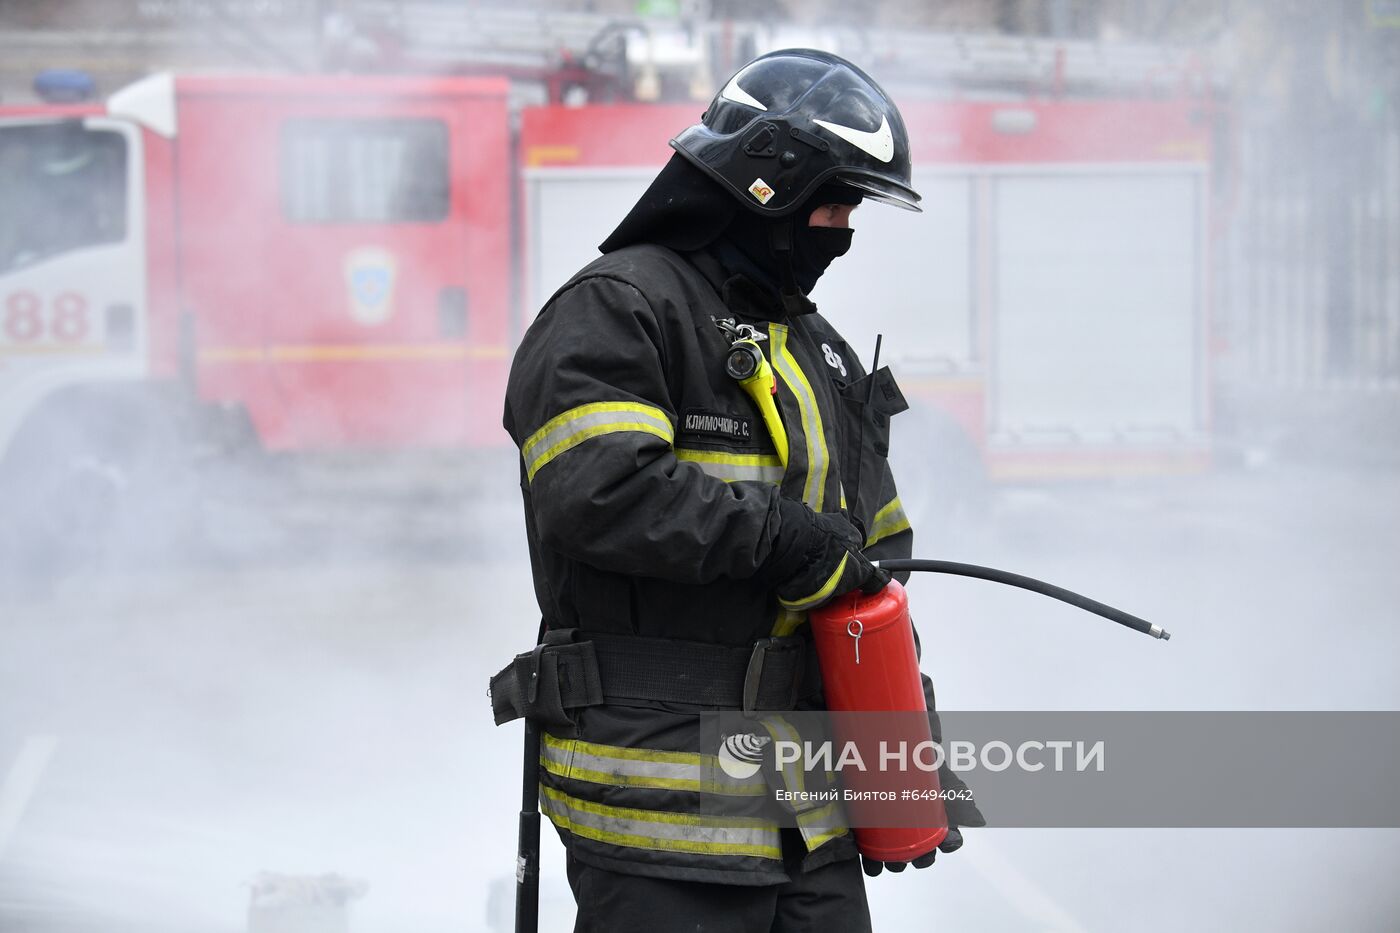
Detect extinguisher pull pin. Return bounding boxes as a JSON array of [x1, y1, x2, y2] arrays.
[[876, 559, 1171, 641]]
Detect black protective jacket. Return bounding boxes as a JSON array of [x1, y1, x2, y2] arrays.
[[502, 244, 923, 885]]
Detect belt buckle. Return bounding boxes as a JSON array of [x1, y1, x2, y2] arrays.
[[742, 636, 801, 718]]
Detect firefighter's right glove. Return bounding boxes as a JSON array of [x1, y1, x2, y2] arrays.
[[860, 828, 964, 878], [766, 498, 891, 610]]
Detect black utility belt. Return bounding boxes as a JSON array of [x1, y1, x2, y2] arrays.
[[489, 629, 819, 731]]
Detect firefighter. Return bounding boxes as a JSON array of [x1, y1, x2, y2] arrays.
[[498, 49, 983, 931]]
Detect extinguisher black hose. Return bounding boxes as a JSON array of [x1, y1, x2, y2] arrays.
[[876, 559, 1171, 641]]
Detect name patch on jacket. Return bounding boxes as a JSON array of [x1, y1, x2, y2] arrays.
[[681, 409, 753, 441]]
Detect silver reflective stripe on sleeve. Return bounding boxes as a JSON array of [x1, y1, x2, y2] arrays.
[[865, 496, 911, 546], [522, 401, 674, 481]]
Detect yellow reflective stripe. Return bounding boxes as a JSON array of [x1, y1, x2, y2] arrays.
[[761, 719, 852, 852], [527, 422, 672, 481], [866, 496, 912, 547], [541, 786, 778, 831], [524, 401, 671, 462], [541, 732, 767, 796], [522, 401, 674, 481], [540, 758, 767, 796], [674, 449, 783, 467], [540, 785, 782, 860], [759, 715, 807, 798], [870, 496, 904, 530], [798, 802, 850, 850], [770, 608, 807, 637], [675, 448, 784, 484], [778, 553, 848, 612], [770, 324, 830, 511]]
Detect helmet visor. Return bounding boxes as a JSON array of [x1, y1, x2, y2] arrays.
[[838, 172, 922, 212]]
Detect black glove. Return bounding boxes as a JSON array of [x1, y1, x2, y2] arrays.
[[860, 827, 964, 878], [938, 765, 986, 830], [765, 498, 891, 610]]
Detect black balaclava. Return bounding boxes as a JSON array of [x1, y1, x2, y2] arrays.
[[712, 182, 863, 309]]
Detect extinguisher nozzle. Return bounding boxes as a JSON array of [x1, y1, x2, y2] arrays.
[[878, 558, 1173, 643]]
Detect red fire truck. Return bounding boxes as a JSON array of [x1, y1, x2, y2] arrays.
[[0, 73, 516, 564], [0, 71, 1211, 558]]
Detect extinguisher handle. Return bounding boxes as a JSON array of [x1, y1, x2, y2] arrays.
[[876, 559, 1171, 641]]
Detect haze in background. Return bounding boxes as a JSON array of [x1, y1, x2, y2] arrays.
[[1, 2, 1397, 932]]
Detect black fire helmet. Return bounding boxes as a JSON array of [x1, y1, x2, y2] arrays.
[[672, 48, 920, 217]]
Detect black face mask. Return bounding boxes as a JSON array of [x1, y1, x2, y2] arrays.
[[711, 183, 862, 302], [789, 225, 853, 294]]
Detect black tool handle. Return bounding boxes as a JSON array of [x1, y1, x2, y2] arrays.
[[516, 718, 541, 933]]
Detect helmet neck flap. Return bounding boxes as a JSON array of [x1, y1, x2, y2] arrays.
[[598, 153, 738, 255]]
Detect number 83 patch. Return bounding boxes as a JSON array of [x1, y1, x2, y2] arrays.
[[821, 342, 848, 378]]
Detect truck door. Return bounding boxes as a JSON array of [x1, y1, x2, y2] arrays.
[[991, 170, 1206, 451], [179, 79, 510, 451], [0, 117, 147, 458]]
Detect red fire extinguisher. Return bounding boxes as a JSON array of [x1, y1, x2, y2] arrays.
[[809, 560, 1171, 863], [809, 579, 948, 862]]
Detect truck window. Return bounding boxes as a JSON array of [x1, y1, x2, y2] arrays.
[[280, 118, 449, 224], [0, 122, 128, 273]]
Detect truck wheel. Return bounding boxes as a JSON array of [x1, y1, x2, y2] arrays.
[[0, 395, 194, 583], [26, 454, 125, 575]]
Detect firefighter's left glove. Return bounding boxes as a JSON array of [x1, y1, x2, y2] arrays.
[[766, 498, 891, 610], [860, 828, 964, 878]]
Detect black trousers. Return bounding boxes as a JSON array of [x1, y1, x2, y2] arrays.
[[565, 850, 873, 933]]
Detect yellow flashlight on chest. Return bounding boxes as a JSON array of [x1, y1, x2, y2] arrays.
[[725, 338, 789, 469]]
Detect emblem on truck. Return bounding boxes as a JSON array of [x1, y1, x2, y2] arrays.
[[343, 247, 398, 326]]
